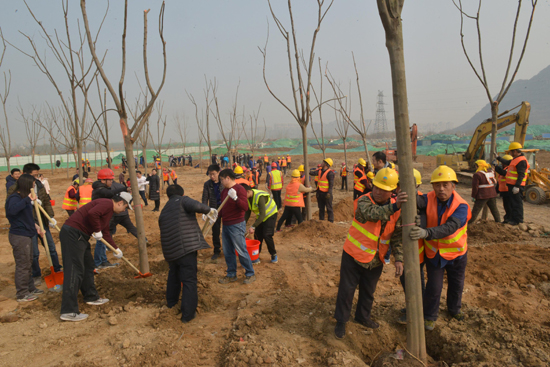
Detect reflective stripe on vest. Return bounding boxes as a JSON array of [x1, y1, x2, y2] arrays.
[[354, 168, 365, 192], [318, 169, 330, 192], [342, 193, 400, 264], [163, 173, 169, 180], [478, 171, 496, 188], [498, 167, 509, 192], [505, 155, 530, 186], [423, 190, 471, 261], [235, 177, 249, 186], [287, 156, 291, 162], [62, 186, 78, 210], [249, 189, 278, 220], [341, 167, 347, 177], [79, 185, 93, 206], [170, 172, 177, 180], [284, 179, 305, 207], [269, 170, 283, 190], [264, 156, 268, 162]]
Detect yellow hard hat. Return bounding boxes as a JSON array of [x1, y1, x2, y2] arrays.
[[430, 165, 458, 183], [502, 154, 513, 161], [234, 166, 243, 175], [413, 169, 422, 185], [358, 158, 367, 167], [298, 164, 304, 172], [291, 169, 300, 178], [367, 172, 375, 179], [373, 167, 398, 191], [73, 179, 80, 185], [324, 158, 334, 167], [508, 142, 523, 151]]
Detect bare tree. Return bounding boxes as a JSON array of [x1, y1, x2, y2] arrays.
[[81, 0, 167, 274], [260, 0, 335, 220], [41, 107, 62, 175], [187, 77, 214, 160], [377, 0, 425, 361], [87, 82, 113, 169], [242, 105, 266, 159], [453, 0, 538, 169], [174, 113, 189, 156], [212, 80, 244, 165], [0, 28, 13, 172], [334, 89, 350, 188], [19, 104, 43, 163], [310, 58, 328, 159], [149, 101, 172, 179]]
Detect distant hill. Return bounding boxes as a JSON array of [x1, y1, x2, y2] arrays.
[[452, 64, 550, 133]]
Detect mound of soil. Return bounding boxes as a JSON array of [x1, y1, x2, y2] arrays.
[[332, 197, 355, 222], [467, 221, 531, 245]]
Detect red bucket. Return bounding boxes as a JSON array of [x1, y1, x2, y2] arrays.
[[114, 165, 119, 169], [50, 199, 55, 206], [235, 239, 261, 261]]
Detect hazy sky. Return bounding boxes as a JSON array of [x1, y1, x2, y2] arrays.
[[0, 0, 549, 145]]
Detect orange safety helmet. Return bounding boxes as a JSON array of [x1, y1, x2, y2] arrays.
[[271, 162, 277, 168], [97, 168, 114, 180]]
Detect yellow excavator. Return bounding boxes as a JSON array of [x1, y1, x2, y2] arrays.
[[436, 101, 530, 171]]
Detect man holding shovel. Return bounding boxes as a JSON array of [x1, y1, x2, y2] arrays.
[[59, 192, 132, 322]]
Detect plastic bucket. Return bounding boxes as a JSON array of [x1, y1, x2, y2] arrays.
[[50, 199, 55, 206], [114, 165, 119, 169], [235, 239, 261, 261]]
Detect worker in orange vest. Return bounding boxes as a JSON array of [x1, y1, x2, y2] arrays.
[[493, 154, 513, 223], [410, 165, 471, 331], [79, 178, 94, 207], [162, 169, 170, 189], [63, 179, 80, 216], [340, 162, 348, 191], [310, 158, 335, 222], [334, 167, 405, 338], [251, 166, 260, 187], [353, 159, 368, 200], [286, 155, 292, 170], [495, 142, 530, 225], [312, 164, 321, 188], [280, 156, 287, 175], [169, 168, 178, 185], [264, 155, 268, 163], [267, 162, 284, 210], [276, 169, 314, 231], [234, 166, 249, 186]]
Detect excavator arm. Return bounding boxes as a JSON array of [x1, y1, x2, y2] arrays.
[[464, 101, 530, 163]]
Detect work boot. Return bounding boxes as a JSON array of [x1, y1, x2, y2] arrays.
[[31, 289, 45, 295], [243, 275, 256, 284], [218, 276, 238, 284], [60, 313, 89, 322], [99, 261, 117, 269], [86, 298, 109, 306], [17, 294, 38, 303], [252, 258, 261, 265], [334, 322, 346, 339], [452, 312, 465, 321], [182, 312, 196, 323], [354, 317, 379, 329], [424, 320, 435, 331], [211, 253, 219, 261]]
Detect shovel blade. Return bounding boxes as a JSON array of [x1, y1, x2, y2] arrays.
[[45, 266, 64, 288]]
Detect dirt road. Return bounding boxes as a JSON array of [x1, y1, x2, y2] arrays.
[[0, 152, 549, 366]]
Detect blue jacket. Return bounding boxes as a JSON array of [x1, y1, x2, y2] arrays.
[[5, 193, 37, 237], [5, 175, 16, 191]]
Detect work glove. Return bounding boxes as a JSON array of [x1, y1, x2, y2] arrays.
[[228, 188, 238, 201], [36, 198, 42, 206], [326, 193, 331, 200], [471, 197, 476, 203], [49, 218, 57, 228], [512, 187, 520, 195], [410, 226, 428, 240], [207, 208, 218, 222], [92, 231, 103, 240], [114, 249, 123, 259], [202, 214, 208, 222]]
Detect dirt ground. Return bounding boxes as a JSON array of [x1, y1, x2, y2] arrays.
[[1, 151, 550, 367]]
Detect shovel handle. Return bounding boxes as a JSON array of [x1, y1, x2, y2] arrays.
[[37, 204, 61, 232], [31, 189, 54, 268], [99, 238, 141, 274], [202, 195, 230, 236]]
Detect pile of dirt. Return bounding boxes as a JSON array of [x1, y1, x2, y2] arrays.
[[282, 219, 348, 243], [467, 221, 532, 245], [332, 196, 355, 222]]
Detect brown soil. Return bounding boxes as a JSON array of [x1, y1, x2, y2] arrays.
[[1, 153, 550, 366]]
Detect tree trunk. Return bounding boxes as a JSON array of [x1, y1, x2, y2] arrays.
[[142, 144, 148, 170], [301, 124, 311, 220], [343, 137, 348, 191], [381, 7, 427, 362], [50, 139, 54, 175], [66, 152, 69, 178], [123, 131, 150, 274], [483, 102, 499, 220]]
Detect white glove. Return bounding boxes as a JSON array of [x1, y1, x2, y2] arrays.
[[114, 249, 123, 259], [208, 208, 218, 222], [410, 226, 428, 240], [512, 187, 520, 195], [202, 214, 208, 222], [92, 231, 103, 240], [36, 198, 43, 206], [228, 188, 237, 201], [49, 218, 57, 228]]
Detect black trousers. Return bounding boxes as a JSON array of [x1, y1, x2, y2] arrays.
[[353, 189, 362, 200], [110, 214, 138, 238], [272, 190, 282, 210], [212, 217, 222, 254], [317, 191, 334, 222], [423, 253, 467, 321], [501, 192, 512, 222], [341, 176, 347, 190], [277, 206, 303, 230], [469, 197, 501, 223], [399, 261, 426, 298], [334, 251, 383, 323], [60, 225, 99, 314], [166, 251, 198, 322], [139, 190, 148, 206], [66, 209, 75, 217], [508, 185, 524, 223], [255, 214, 277, 256], [154, 199, 160, 211]]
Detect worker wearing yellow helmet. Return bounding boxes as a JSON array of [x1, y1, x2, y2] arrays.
[[409, 165, 471, 331], [334, 167, 405, 339], [353, 158, 370, 200], [469, 160, 501, 225], [493, 154, 513, 222], [309, 158, 335, 222], [276, 169, 315, 232], [494, 142, 530, 225], [234, 166, 249, 186]]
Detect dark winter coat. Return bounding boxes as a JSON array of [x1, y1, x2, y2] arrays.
[[5, 175, 16, 192], [7, 179, 54, 222], [201, 179, 221, 209], [147, 174, 161, 200], [158, 195, 211, 262], [91, 181, 128, 216]]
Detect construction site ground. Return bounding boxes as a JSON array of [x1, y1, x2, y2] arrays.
[[1, 151, 549, 367]]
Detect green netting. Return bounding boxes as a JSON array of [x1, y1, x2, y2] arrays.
[[424, 134, 463, 141], [524, 140, 550, 150], [416, 140, 513, 157], [527, 125, 550, 137]]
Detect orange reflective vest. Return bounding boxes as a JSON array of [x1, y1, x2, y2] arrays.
[[247, 173, 255, 188], [505, 155, 529, 186], [79, 184, 93, 206], [498, 167, 509, 192], [343, 193, 400, 263], [424, 190, 471, 261], [341, 166, 347, 177], [170, 171, 177, 180], [264, 155, 268, 163], [300, 175, 306, 185], [163, 172, 169, 181], [62, 186, 78, 210], [281, 159, 287, 167], [235, 177, 249, 186], [317, 169, 330, 192], [354, 168, 365, 192], [284, 179, 305, 207], [252, 171, 259, 186], [286, 156, 291, 163], [314, 168, 321, 183], [269, 170, 283, 190]]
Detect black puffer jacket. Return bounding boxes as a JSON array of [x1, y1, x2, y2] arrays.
[[147, 174, 160, 201], [91, 181, 128, 216], [202, 179, 221, 209], [159, 195, 211, 262]]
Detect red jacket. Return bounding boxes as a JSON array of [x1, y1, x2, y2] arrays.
[[471, 170, 497, 200], [220, 183, 249, 226], [64, 198, 117, 249]]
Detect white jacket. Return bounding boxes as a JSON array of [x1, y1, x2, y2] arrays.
[[137, 176, 148, 191]]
